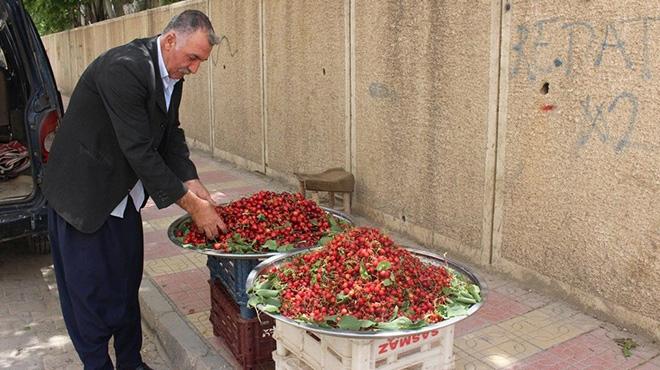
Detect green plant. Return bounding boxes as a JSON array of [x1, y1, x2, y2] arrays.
[[614, 338, 638, 358]]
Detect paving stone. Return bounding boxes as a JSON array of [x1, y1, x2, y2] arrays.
[[455, 348, 496, 369], [145, 241, 185, 261], [456, 325, 514, 352], [510, 328, 656, 369], [145, 254, 198, 276], [634, 355, 660, 370]]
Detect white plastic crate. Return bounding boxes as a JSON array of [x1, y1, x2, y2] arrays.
[[273, 321, 454, 370], [272, 352, 314, 370]]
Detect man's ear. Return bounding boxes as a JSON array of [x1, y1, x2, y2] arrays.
[[164, 32, 176, 51]]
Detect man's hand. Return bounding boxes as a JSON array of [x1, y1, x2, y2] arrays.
[[184, 179, 216, 205], [176, 188, 227, 239], [190, 198, 227, 239]]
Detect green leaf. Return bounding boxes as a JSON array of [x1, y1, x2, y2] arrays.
[[360, 319, 376, 329], [337, 315, 375, 330], [262, 240, 278, 251], [436, 270, 482, 319], [257, 213, 267, 221], [264, 297, 281, 307], [443, 302, 470, 318], [360, 261, 369, 280], [338, 315, 362, 330], [388, 305, 399, 321], [323, 315, 339, 324], [295, 315, 314, 324], [227, 233, 256, 253], [336, 292, 350, 303], [276, 244, 295, 252], [257, 277, 274, 290], [256, 289, 280, 298], [377, 316, 413, 330], [455, 296, 477, 305], [328, 215, 345, 233], [378, 316, 426, 330], [317, 236, 334, 246], [247, 296, 261, 308], [261, 304, 280, 313], [436, 305, 448, 319], [468, 284, 481, 302], [382, 279, 393, 287], [376, 261, 391, 271]]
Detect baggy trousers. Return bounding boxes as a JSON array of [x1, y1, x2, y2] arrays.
[[48, 203, 144, 370]]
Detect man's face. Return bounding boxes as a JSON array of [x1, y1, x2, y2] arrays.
[[162, 29, 213, 80]]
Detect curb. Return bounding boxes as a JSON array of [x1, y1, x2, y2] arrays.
[[139, 277, 235, 370]]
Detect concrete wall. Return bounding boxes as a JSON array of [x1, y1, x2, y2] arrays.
[[495, 0, 660, 338], [209, 0, 264, 170], [40, 0, 659, 340], [353, 1, 496, 266], [264, 1, 348, 177]]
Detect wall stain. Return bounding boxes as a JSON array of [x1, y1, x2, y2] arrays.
[[540, 103, 555, 112], [369, 82, 397, 99]]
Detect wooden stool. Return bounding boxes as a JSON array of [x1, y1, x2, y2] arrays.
[[294, 168, 354, 214]]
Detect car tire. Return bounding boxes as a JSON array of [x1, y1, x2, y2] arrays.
[[29, 234, 51, 254]]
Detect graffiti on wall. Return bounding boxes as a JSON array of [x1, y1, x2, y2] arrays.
[[511, 16, 658, 81], [577, 92, 638, 153], [211, 35, 239, 67], [510, 16, 658, 153]]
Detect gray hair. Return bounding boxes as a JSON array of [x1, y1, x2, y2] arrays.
[[163, 10, 220, 46]]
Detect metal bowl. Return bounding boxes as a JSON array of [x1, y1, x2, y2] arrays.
[[245, 247, 485, 339], [167, 206, 353, 259]]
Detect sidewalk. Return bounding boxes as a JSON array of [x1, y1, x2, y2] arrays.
[[0, 240, 172, 370], [140, 150, 660, 370]]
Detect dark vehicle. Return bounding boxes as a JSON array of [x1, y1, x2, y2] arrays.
[[0, 0, 61, 252]]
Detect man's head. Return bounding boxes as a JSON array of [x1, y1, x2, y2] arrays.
[[160, 10, 220, 79]]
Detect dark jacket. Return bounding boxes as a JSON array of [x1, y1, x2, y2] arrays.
[[43, 37, 197, 233]]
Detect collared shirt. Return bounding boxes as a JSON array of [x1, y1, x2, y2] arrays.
[[156, 35, 180, 110], [110, 36, 180, 218]]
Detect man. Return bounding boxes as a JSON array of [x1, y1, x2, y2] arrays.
[[42, 10, 226, 370]]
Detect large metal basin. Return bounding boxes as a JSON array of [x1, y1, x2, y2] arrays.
[[246, 247, 485, 339], [167, 206, 353, 259]]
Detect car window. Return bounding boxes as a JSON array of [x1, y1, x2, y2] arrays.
[[0, 15, 8, 70], [0, 22, 5, 68], [0, 48, 6, 69]]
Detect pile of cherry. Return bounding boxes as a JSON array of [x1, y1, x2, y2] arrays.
[[249, 227, 481, 331], [175, 191, 344, 253]]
